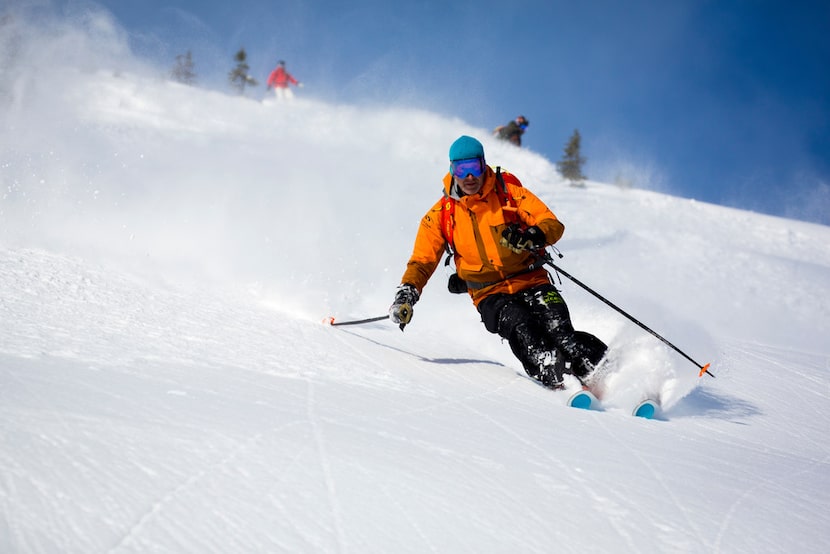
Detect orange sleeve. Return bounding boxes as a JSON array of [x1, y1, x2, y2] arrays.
[[400, 199, 447, 293], [507, 181, 565, 244]]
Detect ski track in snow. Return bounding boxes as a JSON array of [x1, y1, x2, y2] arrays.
[[305, 377, 348, 553], [333, 328, 705, 551], [713, 451, 830, 553], [329, 326, 641, 549], [593, 417, 708, 549], [111, 425, 271, 551]]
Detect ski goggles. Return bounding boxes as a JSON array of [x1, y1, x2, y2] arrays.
[[450, 157, 484, 179]]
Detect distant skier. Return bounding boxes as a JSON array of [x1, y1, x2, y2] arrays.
[[493, 115, 529, 146], [388, 135, 607, 390], [266, 60, 302, 100]]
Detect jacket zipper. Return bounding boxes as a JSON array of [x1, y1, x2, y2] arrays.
[[467, 204, 495, 271]]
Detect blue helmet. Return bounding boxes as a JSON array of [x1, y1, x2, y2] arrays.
[[449, 135, 484, 161]]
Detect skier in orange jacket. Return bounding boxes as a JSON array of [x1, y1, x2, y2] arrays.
[[389, 135, 606, 389]]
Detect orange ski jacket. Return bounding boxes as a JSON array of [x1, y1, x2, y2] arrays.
[[400, 166, 565, 306]]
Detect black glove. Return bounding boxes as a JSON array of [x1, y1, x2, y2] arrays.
[[447, 273, 468, 294], [500, 224, 546, 253], [389, 283, 419, 329]]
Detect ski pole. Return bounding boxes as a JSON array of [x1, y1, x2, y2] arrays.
[[542, 253, 714, 378], [324, 314, 389, 327]]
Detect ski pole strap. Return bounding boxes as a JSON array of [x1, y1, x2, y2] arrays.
[[326, 315, 389, 326]]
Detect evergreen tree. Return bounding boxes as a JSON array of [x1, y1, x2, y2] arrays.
[[229, 48, 258, 94], [171, 51, 196, 85], [557, 129, 587, 186]]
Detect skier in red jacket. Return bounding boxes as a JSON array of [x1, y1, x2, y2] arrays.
[[266, 60, 302, 100]]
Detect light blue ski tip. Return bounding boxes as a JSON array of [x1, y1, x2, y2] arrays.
[[633, 399, 658, 419], [568, 390, 593, 410]]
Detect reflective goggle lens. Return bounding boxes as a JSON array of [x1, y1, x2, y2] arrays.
[[451, 158, 484, 179]]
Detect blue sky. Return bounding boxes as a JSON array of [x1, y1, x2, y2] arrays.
[[31, 0, 830, 224]]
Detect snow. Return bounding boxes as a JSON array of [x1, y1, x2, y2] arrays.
[[2, 13, 830, 554]]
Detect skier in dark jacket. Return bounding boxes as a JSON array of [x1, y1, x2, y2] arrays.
[[494, 115, 529, 146]]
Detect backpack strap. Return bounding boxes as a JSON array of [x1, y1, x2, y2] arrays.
[[494, 167, 520, 226], [440, 195, 456, 257]]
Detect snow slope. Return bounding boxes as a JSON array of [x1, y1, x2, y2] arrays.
[[2, 15, 830, 554]]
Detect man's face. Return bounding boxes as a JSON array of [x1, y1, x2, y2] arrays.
[[456, 173, 484, 196], [451, 157, 485, 196]]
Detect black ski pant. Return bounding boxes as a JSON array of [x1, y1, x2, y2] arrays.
[[477, 284, 607, 385]]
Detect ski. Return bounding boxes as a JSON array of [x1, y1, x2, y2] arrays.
[[565, 388, 661, 420], [567, 389, 598, 410], [632, 398, 661, 419]]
